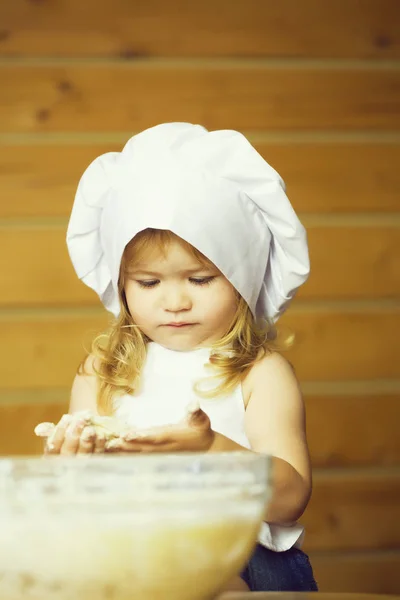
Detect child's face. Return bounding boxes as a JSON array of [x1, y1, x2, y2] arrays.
[[124, 238, 238, 351]]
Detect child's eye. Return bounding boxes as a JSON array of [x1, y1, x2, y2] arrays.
[[137, 280, 159, 288], [189, 277, 215, 286]]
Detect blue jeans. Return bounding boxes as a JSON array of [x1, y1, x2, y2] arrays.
[[240, 544, 318, 591]]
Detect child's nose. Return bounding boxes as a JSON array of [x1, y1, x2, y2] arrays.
[[164, 288, 192, 312]]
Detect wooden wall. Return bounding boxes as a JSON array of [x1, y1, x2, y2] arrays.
[[0, 0, 399, 593]]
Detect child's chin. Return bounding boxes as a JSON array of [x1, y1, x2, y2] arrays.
[[159, 336, 200, 352]]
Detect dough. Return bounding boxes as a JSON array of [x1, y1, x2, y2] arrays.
[[34, 412, 130, 443]]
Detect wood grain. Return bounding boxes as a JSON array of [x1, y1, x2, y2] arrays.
[[298, 226, 400, 300], [0, 0, 398, 58], [0, 401, 67, 456], [283, 306, 400, 381], [0, 64, 399, 133], [302, 470, 400, 551], [309, 551, 400, 593], [264, 143, 400, 214], [1, 227, 399, 307], [1, 142, 399, 218], [306, 394, 400, 467]]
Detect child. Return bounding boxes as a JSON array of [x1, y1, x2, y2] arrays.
[[38, 122, 317, 591]]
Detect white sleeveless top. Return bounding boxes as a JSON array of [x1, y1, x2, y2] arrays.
[[114, 342, 305, 552]]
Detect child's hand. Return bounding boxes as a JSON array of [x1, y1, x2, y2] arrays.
[[105, 402, 214, 453], [35, 414, 107, 455]]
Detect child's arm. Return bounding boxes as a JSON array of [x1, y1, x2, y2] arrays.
[[243, 352, 311, 525], [210, 352, 312, 527]]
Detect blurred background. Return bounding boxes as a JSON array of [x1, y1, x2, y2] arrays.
[[0, 0, 399, 593]]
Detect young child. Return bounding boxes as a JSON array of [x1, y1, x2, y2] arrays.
[[37, 122, 317, 591]]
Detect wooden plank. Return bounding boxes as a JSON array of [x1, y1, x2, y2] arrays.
[[283, 307, 400, 381], [0, 65, 399, 133], [264, 143, 400, 214], [301, 470, 400, 551], [0, 0, 398, 59], [0, 306, 399, 389], [1, 227, 399, 307], [309, 551, 400, 593], [221, 596, 400, 600], [0, 311, 109, 389], [0, 401, 67, 456], [1, 142, 399, 218], [0, 144, 112, 218], [2, 393, 399, 467], [0, 228, 100, 307], [298, 226, 400, 300], [306, 395, 400, 467]]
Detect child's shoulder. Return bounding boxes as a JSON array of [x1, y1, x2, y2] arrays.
[[69, 353, 99, 414], [242, 351, 299, 409], [78, 353, 100, 376]]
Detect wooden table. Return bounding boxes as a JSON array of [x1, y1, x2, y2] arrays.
[[219, 594, 400, 599]]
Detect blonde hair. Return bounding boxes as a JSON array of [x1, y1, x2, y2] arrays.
[[80, 229, 293, 415]]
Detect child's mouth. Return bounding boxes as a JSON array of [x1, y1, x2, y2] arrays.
[[165, 323, 195, 328]]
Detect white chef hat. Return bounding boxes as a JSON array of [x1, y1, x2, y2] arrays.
[[66, 122, 310, 322]]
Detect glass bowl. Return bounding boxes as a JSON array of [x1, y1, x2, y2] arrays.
[[0, 452, 271, 600]]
